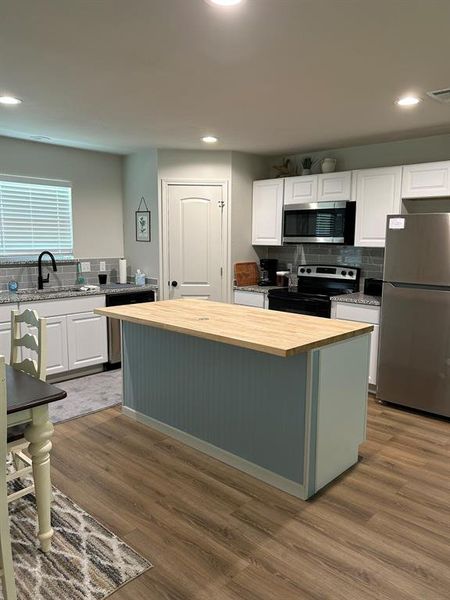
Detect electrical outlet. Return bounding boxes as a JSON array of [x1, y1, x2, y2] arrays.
[[81, 261, 91, 272], [99, 261, 106, 272]]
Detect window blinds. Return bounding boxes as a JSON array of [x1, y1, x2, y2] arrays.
[[0, 176, 73, 258]]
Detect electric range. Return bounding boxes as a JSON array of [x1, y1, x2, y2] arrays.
[[268, 264, 360, 318]]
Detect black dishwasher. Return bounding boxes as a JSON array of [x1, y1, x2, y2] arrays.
[[105, 288, 155, 367]]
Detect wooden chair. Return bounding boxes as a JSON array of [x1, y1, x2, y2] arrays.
[[7, 309, 47, 504], [0, 355, 18, 599]]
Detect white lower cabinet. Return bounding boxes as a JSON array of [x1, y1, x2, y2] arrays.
[[233, 290, 268, 309], [46, 316, 69, 375], [0, 322, 11, 364], [331, 301, 380, 386], [67, 311, 108, 370], [17, 295, 107, 376]]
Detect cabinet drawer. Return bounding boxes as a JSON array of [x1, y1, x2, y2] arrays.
[[334, 302, 380, 325], [233, 290, 265, 309], [0, 303, 17, 322], [18, 295, 106, 317]]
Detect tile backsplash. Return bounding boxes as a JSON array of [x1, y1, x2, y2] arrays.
[[267, 245, 384, 290], [0, 258, 121, 291]]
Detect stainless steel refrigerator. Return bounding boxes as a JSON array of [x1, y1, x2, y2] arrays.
[[377, 213, 450, 417]]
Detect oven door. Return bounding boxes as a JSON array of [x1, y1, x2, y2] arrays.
[[283, 202, 350, 244], [268, 295, 331, 318]]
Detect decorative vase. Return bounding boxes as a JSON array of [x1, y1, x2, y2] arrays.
[[321, 158, 337, 173]]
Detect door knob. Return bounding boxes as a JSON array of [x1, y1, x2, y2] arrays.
[[171, 281, 178, 287]]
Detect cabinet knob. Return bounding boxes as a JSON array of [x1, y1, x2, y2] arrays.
[[171, 281, 178, 288]]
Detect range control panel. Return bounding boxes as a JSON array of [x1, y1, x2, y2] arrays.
[[297, 265, 359, 280]]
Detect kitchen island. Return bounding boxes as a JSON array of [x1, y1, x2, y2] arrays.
[[95, 299, 372, 499]]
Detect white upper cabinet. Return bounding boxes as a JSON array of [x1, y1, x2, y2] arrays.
[[252, 179, 284, 246], [317, 172, 352, 202], [284, 176, 317, 205], [402, 161, 450, 198], [354, 167, 402, 247]]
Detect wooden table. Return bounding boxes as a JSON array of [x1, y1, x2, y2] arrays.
[[7, 365, 66, 552]]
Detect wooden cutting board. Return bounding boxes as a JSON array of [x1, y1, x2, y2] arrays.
[[234, 262, 259, 286]]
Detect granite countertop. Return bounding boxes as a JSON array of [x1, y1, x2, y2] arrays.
[[330, 292, 381, 307], [234, 285, 279, 294], [0, 283, 158, 304]]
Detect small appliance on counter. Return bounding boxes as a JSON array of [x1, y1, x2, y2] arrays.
[[259, 259, 278, 286], [364, 278, 383, 297]]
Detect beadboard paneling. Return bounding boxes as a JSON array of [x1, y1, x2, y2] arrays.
[[122, 322, 308, 484]]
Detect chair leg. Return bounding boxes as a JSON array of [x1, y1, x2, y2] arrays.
[[0, 502, 17, 600], [24, 406, 54, 554]]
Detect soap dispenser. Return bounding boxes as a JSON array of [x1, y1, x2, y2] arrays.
[[135, 269, 146, 286]]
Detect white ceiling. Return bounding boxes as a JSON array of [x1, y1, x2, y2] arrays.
[[1, 0, 450, 155]]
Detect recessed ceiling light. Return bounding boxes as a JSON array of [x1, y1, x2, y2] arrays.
[[0, 95, 22, 106], [396, 96, 421, 107], [206, 0, 244, 6], [202, 136, 218, 143]]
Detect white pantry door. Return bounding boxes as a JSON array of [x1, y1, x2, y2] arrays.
[[166, 183, 226, 301]]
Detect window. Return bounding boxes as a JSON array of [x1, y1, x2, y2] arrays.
[[0, 176, 73, 258]]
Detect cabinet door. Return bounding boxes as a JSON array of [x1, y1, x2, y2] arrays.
[[0, 322, 11, 364], [67, 312, 107, 370], [20, 315, 69, 375], [334, 302, 380, 386], [354, 167, 402, 247], [402, 162, 450, 198], [368, 324, 380, 386], [284, 175, 317, 205], [318, 172, 352, 201], [233, 290, 265, 309], [252, 179, 284, 245]]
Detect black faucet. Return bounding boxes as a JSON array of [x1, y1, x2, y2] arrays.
[[37, 251, 58, 289]]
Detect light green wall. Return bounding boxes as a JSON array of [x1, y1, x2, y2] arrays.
[[269, 132, 450, 177], [122, 149, 159, 279], [0, 136, 124, 258]]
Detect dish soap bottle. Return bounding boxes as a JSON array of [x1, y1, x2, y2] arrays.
[[76, 261, 85, 285], [135, 269, 146, 286]]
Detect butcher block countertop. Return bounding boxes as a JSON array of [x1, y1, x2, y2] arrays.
[[95, 299, 373, 357]]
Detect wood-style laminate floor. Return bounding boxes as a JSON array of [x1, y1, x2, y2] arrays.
[[51, 397, 450, 600]]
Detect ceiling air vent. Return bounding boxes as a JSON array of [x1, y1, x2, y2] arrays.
[[427, 88, 450, 103]]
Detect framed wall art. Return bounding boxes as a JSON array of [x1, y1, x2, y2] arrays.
[[136, 197, 151, 242]]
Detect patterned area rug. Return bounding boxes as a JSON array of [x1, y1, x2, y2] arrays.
[[2, 483, 151, 600]]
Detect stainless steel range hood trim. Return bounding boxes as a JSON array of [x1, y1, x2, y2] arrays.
[[283, 236, 345, 244], [283, 201, 348, 211]]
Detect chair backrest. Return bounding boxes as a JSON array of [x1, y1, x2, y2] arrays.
[[10, 309, 47, 382]]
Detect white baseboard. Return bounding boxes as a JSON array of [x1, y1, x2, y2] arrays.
[[122, 405, 307, 500]]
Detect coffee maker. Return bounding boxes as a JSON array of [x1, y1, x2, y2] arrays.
[[259, 259, 278, 286]]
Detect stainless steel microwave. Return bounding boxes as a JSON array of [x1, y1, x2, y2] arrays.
[[283, 201, 356, 245]]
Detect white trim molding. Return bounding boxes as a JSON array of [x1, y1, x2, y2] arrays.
[[159, 178, 230, 302]]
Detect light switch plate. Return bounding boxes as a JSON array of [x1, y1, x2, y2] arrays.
[[99, 261, 106, 272], [81, 261, 91, 272]]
